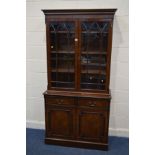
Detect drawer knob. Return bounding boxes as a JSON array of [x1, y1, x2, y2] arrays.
[[57, 99, 63, 104], [89, 101, 96, 107]]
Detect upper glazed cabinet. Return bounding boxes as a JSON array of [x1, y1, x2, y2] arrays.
[[44, 10, 115, 93]]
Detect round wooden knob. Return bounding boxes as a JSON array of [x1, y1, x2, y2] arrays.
[[74, 38, 78, 42], [57, 99, 63, 104], [89, 101, 96, 107]]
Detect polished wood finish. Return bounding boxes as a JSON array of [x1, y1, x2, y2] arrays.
[[46, 96, 75, 106], [45, 105, 75, 139], [42, 9, 117, 150], [78, 98, 109, 109], [77, 108, 108, 143]]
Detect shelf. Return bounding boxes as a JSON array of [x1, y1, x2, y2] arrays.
[[81, 51, 106, 55], [81, 70, 106, 74], [51, 81, 74, 88], [52, 68, 75, 73], [51, 81, 74, 84], [51, 58, 74, 61], [51, 51, 75, 54], [51, 68, 105, 74], [81, 63, 106, 67], [81, 82, 105, 85], [81, 83, 105, 90]]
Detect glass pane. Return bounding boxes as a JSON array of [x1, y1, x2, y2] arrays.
[[80, 21, 109, 90], [50, 22, 75, 88]]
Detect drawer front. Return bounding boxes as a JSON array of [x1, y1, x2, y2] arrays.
[[78, 98, 109, 109], [45, 96, 74, 106]]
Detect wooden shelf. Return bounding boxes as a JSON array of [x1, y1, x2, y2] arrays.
[[51, 58, 74, 60], [81, 51, 107, 55], [81, 70, 106, 74], [81, 63, 106, 67], [81, 82, 105, 85], [51, 81, 74, 84], [51, 51, 75, 54], [51, 68, 105, 74], [51, 68, 75, 73]]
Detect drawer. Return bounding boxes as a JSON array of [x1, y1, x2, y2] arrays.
[[45, 96, 74, 106], [78, 98, 109, 109]]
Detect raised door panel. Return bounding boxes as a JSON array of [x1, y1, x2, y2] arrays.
[[77, 109, 108, 143], [46, 106, 75, 139]]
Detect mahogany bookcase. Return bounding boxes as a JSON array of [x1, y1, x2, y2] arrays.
[[42, 9, 117, 150]]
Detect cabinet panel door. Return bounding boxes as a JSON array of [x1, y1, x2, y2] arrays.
[[46, 106, 75, 139], [48, 21, 77, 89], [77, 109, 108, 143], [79, 21, 111, 91]]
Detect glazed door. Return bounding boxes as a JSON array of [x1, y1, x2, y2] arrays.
[[48, 21, 77, 89], [79, 20, 111, 91]]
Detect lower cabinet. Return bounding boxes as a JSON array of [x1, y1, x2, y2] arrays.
[[44, 95, 110, 150]]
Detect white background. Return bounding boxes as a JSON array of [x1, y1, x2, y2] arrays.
[[26, 0, 129, 137], [0, 0, 155, 155]]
